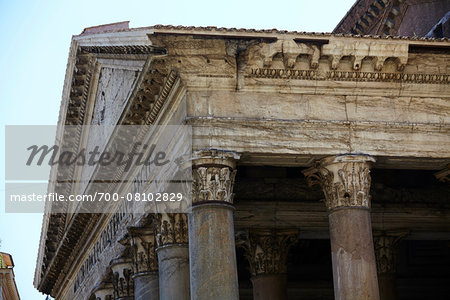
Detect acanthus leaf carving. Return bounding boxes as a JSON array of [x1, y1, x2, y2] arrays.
[[128, 227, 158, 274], [237, 229, 299, 276], [303, 155, 375, 210], [154, 213, 189, 247], [374, 232, 407, 275], [192, 166, 237, 203]]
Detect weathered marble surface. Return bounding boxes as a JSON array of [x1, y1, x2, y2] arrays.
[[35, 25, 450, 300], [188, 204, 239, 300], [133, 272, 159, 300], [157, 245, 190, 300], [329, 209, 380, 300]]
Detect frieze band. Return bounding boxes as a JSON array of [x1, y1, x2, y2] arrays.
[[247, 68, 449, 84]]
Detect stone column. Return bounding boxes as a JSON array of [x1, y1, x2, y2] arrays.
[[154, 213, 190, 300], [303, 154, 379, 300], [93, 281, 114, 300], [189, 150, 240, 300], [110, 258, 134, 300], [237, 229, 298, 300], [374, 233, 405, 300], [128, 227, 159, 300]]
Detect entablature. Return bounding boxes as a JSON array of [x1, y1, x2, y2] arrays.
[[35, 24, 450, 298]]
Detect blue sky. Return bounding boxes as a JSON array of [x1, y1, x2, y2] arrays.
[[0, 0, 355, 298]]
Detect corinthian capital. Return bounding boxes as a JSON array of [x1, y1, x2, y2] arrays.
[[237, 229, 298, 276], [374, 232, 407, 275], [303, 154, 375, 210], [128, 227, 158, 274], [153, 213, 189, 247], [110, 258, 134, 299], [191, 150, 240, 204]]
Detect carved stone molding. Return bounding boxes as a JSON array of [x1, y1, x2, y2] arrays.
[[434, 164, 450, 183], [128, 227, 158, 274], [93, 281, 114, 300], [303, 154, 375, 210], [244, 38, 410, 73], [110, 258, 134, 299], [322, 40, 408, 71], [192, 150, 240, 204], [247, 68, 449, 84], [245, 39, 320, 70], [39, 50, 174, 295], [81, 45, 166, 55], [153, 213, 189, 247], [374, 232, 407, 275], [237, 229, 299, 276]]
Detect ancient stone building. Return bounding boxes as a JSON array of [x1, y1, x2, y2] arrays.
[[0, 252, 20, 300], [35, 1, 450, 299]]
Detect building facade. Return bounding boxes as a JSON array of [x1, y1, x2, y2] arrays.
[[0, 252, 20, 300], [35, 1, 450, 299]]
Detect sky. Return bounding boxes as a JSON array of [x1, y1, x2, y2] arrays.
[[0, 0, 355, 298]]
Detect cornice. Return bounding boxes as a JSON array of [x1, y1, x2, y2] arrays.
[[80, 45, 166, 56], [36, 41, 178, 296], [36, 24, 450, 295], [150, 34, 449, 95], [150, 24, 449, 43]]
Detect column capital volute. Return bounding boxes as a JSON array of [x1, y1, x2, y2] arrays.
[[127, 226, 158, 274], [303, 154, 375, 210], [237, 229, 299, 277]]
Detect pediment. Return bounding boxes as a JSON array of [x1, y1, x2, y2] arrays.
[[90, 66, 139, 126]]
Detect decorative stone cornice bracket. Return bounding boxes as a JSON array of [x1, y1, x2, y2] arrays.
[[303, 154, 375, 210], [322, 40, 408, 71], [236, 229, 299, 276], [244, 38, 409, 73], [245, 39, 320, 70]]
